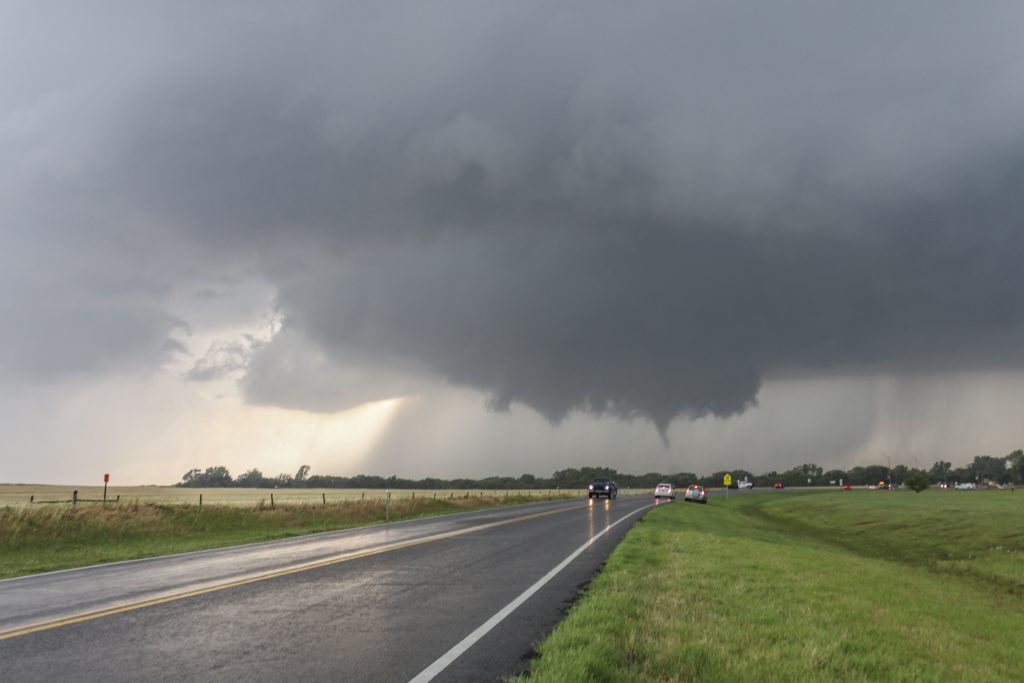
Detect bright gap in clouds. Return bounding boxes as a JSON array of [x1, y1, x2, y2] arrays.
[[0, 369, 406, 486], [149, 392, 408, 487], [296, 396, 407, 477]]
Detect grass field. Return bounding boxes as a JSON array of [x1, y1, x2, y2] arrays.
[[0, 490, 586, 579], [522, 489, 1024, 682], [0, 484, 596, 508]]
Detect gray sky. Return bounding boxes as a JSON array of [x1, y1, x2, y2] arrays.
[[3, 2, 1023, 484]]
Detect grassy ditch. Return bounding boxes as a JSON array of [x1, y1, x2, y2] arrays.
[[0, 494, 564, 579], [523, 490, 1024, 682]]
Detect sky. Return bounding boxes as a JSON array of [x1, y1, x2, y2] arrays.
[[3, 2, 1023, 485]]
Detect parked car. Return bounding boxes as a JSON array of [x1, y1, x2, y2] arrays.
[[683, 484, 708, 504], [588, 477, 618, 499], [654, 483, 675, 500], [737, 480, 754, 489], [842, 484, 854, 490], [954, 482, 977, 490], [773, 482, 784, 489]]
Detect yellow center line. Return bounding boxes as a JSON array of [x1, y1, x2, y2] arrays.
[[0, 503, 589, 641]]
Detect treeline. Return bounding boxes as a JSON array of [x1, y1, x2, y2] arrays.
[[178, 465, 704, 490], [177, 450, 1024, 489]]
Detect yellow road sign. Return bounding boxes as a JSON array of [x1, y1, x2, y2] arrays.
[[724, 473, 732, 486]]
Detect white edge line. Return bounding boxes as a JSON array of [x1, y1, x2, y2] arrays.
[[408, 502, 652, 683]]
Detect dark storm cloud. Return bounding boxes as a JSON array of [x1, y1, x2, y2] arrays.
[[4, 2, 1024, 429]]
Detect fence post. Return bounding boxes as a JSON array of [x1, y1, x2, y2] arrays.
[[271, 493, 275, 509], [412, 491, 415, 500], [361, 492, 365, 501], [116, 495, 120, 503], [199, 494, 203, 507], [30, 494, 34, 504], [72, 490, 78, 506], [386, 490, 391, 521], [322, 493, 327, 506]]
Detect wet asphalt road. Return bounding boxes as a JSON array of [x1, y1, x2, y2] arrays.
[[0, 495, 653, 682]]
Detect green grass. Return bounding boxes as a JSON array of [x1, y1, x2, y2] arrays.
[[522, 490, 1024, 682], [0, 494, 568, 579]]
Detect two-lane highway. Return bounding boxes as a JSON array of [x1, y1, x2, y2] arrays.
[[1, 495, 652, 682]]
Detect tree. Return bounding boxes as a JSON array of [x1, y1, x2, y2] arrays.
[[930, 460, 952, 483], [905, 473, 930, 493], [798, 463, 824, 484], [236, 468, 266, 487], [823, 469, 848, 485], [848, 465, 889, 486], [178, 466, 232, 487], [1007, 450, 1024, 484], [948, 466, 970, 484], [203, 466, 233, 486], [552, 467, 618, 488], [972, 455, 1009, 484]]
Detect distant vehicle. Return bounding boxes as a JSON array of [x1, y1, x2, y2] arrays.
[[842, 484, 854, 490], [737, 480, 754, 489], [588, 478, 618, 499], [683, 484, 708, 504], [773, 482, 784, 489], [954, 482, 977, 490], [654, 483, 675, 500], [869, 481, 891, 490]]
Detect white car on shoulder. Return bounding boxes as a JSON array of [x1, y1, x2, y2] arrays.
[[654, 483, 675, 500], [683, 484, 708, 504]]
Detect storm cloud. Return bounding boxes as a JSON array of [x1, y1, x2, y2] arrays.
[[4, 1, 1024, 437]]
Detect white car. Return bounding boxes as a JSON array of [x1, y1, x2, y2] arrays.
[[654, 483, 675, 500], [737, 480, 753, 489], [683, 484, 708, 504], [954, 482, 977, 490]]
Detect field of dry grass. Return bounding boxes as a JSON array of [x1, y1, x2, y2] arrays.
[[0, 483, 600, 508], [0, 488, 597, 577]]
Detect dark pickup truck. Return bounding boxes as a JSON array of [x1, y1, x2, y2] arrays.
[[588, 477, 618, 499]]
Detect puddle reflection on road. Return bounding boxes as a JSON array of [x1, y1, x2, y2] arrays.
[[584, 496, 616, 542]]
